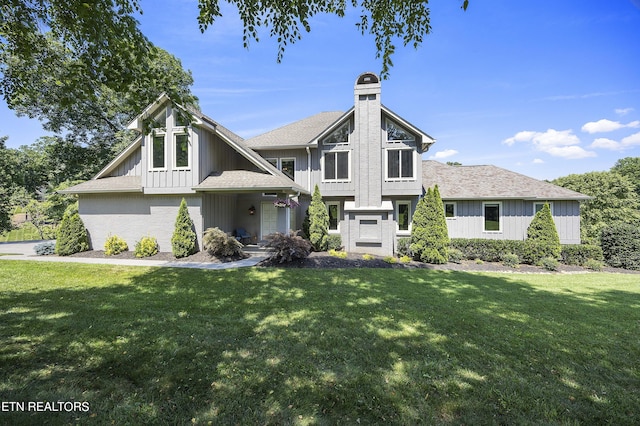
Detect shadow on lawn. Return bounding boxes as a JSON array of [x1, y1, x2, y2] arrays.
[[1, 265, 639, 424]]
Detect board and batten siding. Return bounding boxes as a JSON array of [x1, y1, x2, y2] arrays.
[[198, 128, 258, 181], [202, 193, 236, 232], [256, 149, 309, 191], [445, 200, 581, 244], [108, 148, 142, 177], [78, 193, 203, 252]]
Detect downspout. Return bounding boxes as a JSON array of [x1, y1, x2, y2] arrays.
[[306, 146, 312, 193]]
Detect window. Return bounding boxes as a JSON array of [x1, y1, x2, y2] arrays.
[[174, 134, 189, 168], [323, 123, 350, 144], [327, 202, 340, 231], [534, 202, 553, 215], [151, 108, 167, 129], [174, 109, 189, 127], [397, 201, 411, 232], [444, 202, 456, 218], [483, 202, 501, 232], [386, 120, 415, 142], [280, 158, 295, 180], [387, 149, 414, 179], [152, 134, 166, 169], [324, 151, 349, 181]]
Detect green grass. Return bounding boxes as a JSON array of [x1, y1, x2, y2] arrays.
[[1, 261, 639, 425], [0, 223, 43, 242]]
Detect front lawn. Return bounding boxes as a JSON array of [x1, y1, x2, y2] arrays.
[[1, 261, 638, 424]]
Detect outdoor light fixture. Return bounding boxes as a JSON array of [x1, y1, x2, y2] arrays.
[[248, 205, 256, 215]]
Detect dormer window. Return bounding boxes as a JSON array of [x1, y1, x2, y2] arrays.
[[323, 122, 350, 145], [386, 120, 415, 143]]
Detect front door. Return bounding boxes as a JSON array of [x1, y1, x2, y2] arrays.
[[261, 202, 278, 239]]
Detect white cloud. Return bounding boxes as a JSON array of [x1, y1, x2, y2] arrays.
[[503, 128, 596, 159], [532, 158, 545, 164], [589, 131, 640, 151], [581, 119, 640, 134], [615, 107, 634, 116], [621, 131, 640, 147], [430, 149, 459, 159]]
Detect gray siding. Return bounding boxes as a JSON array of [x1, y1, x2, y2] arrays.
[[445, 199, 581, 244], [108, 148, 142, 177], [79, 193, 203, 252], [199, 127, 257, 180], [256, 148, 310, 191]]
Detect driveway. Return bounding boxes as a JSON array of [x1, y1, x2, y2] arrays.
[[0, 240, 47, 256]]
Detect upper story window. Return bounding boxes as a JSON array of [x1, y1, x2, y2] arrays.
[[174, 134, 190, 169], [386, 120, 415, 143], [266, 158, 295, 180], [174, 109, 189, 127], [387, 149, 414, 180], [323, 151, 350, 181], [151, 108, 167, 129], [151, 134, 166, 169], [323, 122, 350, 145]]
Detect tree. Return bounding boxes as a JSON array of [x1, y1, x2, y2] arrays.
[[55, 206, 89, 255], [553, 171, 640, 243], [612, 157, 640, 199], [526, 203, 561, 259], [410, 186, 449, 264], [171, 198, 198, 258], [308, 185, 329, 251]]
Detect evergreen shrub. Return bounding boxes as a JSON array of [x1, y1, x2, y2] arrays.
[[203, 227, 244, 258], [55, 209, 89, 256], [561, 244, 604, 265], [327, 234, 342, 251], [104, 235, 128, 256], [526, 203, 561, 259], [308, 185, 329, 251], [34, 241, 56, 256], [600, 223, 640, 270], [410, 186, 449, 264], [171, 198, 197, 258], [135, 236, 159, 258]]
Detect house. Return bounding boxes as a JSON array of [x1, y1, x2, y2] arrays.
[[62, 72, 588, 255]]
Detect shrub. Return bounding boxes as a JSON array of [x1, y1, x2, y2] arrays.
[[450, 239, 527, 262], [308, 185, 329, 251], [399, 255, 412, 264], [329, 249, 347, 259], [135, 236, 159, 258], [34, 241, 56, 256], [540, 257, 560, 271], [396, 237, 413, 257], [561, 244, 604, 266], [447, 248, 464, 264], [55, 209, 89, 256], [521, 240, 556, 265], [501, 252, 520, 269], [104, 235, 128, 256], [600, 223, 640, 270], [584, 258, 603, 271], [327, 234, 342, 251], [410, 186, 449, 264], [383, 256, 397, 264], [362, 253, 375, 261], [203, 227, 244, 258], [262, 231, 312, 263], [171, 198, 197, 258], [527, 203, 561, 259]]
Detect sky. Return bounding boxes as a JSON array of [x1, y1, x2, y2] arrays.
[[1, 0, 640, 180]]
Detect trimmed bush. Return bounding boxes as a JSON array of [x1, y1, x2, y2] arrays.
[[501, 252, 520, 269], [410, 186, 449, 264], [526, 203, 561, 259], [521, 240, 556, 265], [34, 241, 56, 256], [396, 237, 413, 258], [262, 231, 312, 263], [584, 259, 604, 271], [600, 223, 640, 270], [327, 234, 342, 251], [540, 257, 560, 271], [171, 198, 197, 258], [447, 248, 465, 264], [55, 209, 89, 256], [561, 244, 604, 266], [329, 249, 348, 259], [450, 239, 527, 263], [135, 236, 159, 258], [308, 185, 329, 251], [203, 227, 244, 258], [399, 255, 412, 264], [104, 235, 128, 256]]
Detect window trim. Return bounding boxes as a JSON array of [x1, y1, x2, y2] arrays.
[[386, 119, 416, 143], [322, 150, 351, 182], [150, 132, 167, 170], [385, 148, 415, 181], [326, 201, 341, 233], [280, 157, 296, 181], [534, 201, 553, 215], [322, 122, 350, 145], [173, 133, 191, 170], [396, 200, 412, 234], [444, 202, 457, 219], [482, 201, 502, 233]]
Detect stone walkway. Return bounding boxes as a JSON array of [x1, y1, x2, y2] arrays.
[[0, 241, 269, 270]]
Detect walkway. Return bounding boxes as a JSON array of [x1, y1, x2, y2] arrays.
[[0, 241, 269, 270]]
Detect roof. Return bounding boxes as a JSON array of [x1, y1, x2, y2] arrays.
[[244, 111, 345, 149], [193, 170, 307, 194], [422, 161, 590, 200], [59, 176, 142, 194]]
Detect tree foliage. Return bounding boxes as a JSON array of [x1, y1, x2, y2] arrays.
[[308, 185, 329, 251], [410, 186, 449, 264], [171, 198, 198, 258], [55, 207, 89, 256], [611, 157, 640, 199], [526, 203, 561, 260], [552, 171, 640, 243]]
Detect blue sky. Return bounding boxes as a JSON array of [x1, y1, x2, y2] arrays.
[[1, 0, 639, 180]]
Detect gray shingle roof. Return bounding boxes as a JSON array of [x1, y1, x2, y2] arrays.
[[59, 176, 142, 194], [244, 111, 345, 149], [193, 170, 306, 193], [422, 161, 589, 200]]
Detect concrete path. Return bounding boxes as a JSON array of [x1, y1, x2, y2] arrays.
[[0, 241, 269, 270]]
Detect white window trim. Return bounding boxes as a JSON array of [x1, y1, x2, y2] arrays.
[[322, 122, 350, 145], [149, 132, 167, 171], [265, 158, 278, 168], [385, 148, 416, 181], [326, 201, 341, 233], [321, 150, 351, 182], [396, 200, 412, 234], [444, 201, 457, 219], [534, 201, 554, 215], [280, 157, 296, 180], [173, 132, 191, 170], [482, 201, 503, 233], [386, 118, 416, 143]]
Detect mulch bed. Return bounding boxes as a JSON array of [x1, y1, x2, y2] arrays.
[[68, 250, 639, 274]]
